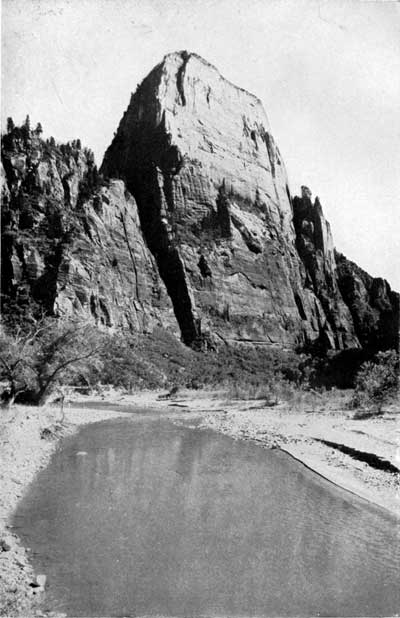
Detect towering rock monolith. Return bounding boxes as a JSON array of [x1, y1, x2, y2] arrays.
[[102, 51, 361, 350]]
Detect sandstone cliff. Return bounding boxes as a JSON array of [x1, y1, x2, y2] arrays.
[[292, 187, 360, 350], [292, 188, 398, 352], [1, 125, 177, 332], [335, 253, 399, 352], [2, 52, 398, 354], [101, 51, 370, 350]]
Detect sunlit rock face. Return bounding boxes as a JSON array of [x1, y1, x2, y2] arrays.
[[1, 131, 177, 333], [102, 51, 359, 349], [2, 52, 398, 353]]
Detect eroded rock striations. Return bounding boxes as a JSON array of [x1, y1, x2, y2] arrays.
[[292, 188, 399, 351], [2, 52, 398, 353], [335, 253, 399, 352], [102, 51, 398, 351], [1, 127, 177, 332], [292, 187, 359, 350]]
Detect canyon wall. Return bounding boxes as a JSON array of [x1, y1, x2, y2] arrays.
[[1, 128, 177, 333], [2, 52, 398, 353]]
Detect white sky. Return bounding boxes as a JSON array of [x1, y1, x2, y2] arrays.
[[2, 0, 399, 289]]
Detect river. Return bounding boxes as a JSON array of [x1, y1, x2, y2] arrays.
[[13, 414, 400, 616]]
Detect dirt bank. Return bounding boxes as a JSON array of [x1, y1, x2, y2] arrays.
[[0, 390, 398, 616]]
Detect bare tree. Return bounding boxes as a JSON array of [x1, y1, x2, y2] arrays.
[[0, 325, 39, 406], [0, 316, 104, 406]]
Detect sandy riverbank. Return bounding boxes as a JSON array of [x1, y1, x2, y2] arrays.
[[0, 390, 399, 616], [0, 401, 135, 617], [199, 401, 400, 517], [157, 389, 399, 517]]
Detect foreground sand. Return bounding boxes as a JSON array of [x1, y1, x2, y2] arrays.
[[0, 390, 398, 616]]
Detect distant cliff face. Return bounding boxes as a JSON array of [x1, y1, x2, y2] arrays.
[[2, 52, 398, 354], [291, 187, 359, 350], [335, 253, 399, 352], [1, 127, 177, 332]]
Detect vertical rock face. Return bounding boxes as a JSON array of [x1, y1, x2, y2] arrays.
[[292, 187, 359, 350], [2, 52, 398, 354], [1, 128, 177, 332], [101, 51, 360, 349], [335, 253, 399, 352], [292, 187, 399, 352]]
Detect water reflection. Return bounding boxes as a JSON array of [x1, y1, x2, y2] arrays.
[[14, 417, 400, 617]]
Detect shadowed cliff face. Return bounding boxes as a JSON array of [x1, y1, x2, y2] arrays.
[[292, 187, 399, 352], [101, 51, 363, 350], [335, 253, 399, 352], [292, 187, 359, 350], [2, 52, 398, 354], [1, 128, 177, 333]]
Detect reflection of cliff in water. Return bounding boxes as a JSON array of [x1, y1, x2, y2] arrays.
[[13, 417, 400, 617]]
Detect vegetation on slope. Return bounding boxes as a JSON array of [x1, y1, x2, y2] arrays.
[[1, 312, 398, 415]]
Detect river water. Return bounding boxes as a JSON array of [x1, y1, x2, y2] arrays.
[[13, 415, 400, 617]]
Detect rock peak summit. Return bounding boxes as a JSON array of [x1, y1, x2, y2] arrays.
[[155, 50, 264, 103]]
